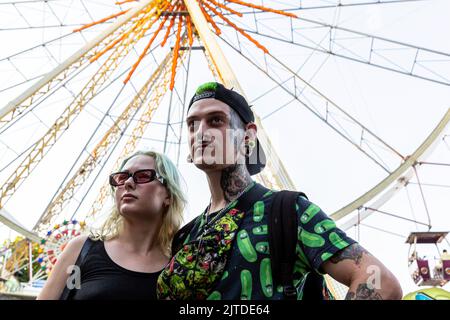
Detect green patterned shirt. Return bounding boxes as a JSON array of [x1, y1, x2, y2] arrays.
[[184, 183, 356, 300]]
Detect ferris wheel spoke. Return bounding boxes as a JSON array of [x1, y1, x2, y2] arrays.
[[175, 48, 192, 167], [34, 81, 128, 231], [412, 165, 432, 230], [0, 24, 89, 31], [34, 48, 176, 231], [0, 0, 70, 5], [0, 5, 158, 210], [0, 74, 46, 95], [217, 15, 450, 86], [231, 0, 432, 14], [258, 46, 333, 120], [0, 52, 101, 140], [185, 0, 297, 190], [0, 58, 98, 144], [332, 109, 450, 221], [359, 223, 407, 239], [0, 0, 154, 130], [339, 168, 414, 231], [45, 0, 67, 26], [75, 48, 186, 225], [0, 0, 117, 22], [0, 31, 80, 62], [220, 34, 404, 173], [36, 37, 190, 231], [163, 72, 188, 153], [364, 206, 430, 227]]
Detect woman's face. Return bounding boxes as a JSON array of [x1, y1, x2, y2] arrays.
[[114, 155, 169, 220]]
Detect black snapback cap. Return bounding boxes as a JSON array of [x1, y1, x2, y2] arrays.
[[188, 82, 266, 175]]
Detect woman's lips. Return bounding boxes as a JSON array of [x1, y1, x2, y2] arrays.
[[122, 194, 137, 201]]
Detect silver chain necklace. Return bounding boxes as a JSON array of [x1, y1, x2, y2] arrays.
[[191, 182, 255, 292], [201, 182, 254, 233]]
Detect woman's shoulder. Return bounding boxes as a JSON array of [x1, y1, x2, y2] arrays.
[[35, 235, 92, 299], [60, 234, 92, 261], [67, 234, 91, 247]]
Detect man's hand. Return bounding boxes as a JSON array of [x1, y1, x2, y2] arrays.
[[321, 243, 403, 300]]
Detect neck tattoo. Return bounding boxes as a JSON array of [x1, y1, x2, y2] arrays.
[[204, 178, 252, 230], [220, 164, 252, 203]]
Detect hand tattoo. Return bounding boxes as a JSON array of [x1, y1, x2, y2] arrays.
[[345, 283, 383, 300], [330, 243, 369, 266]]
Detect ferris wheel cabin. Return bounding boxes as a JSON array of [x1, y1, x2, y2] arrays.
[[406, 231, 450, 287]]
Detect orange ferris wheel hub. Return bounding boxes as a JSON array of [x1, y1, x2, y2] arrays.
[[73, 0, 297, 87]]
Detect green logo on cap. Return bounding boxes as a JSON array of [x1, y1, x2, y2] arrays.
[[196, 82, 218, 94]]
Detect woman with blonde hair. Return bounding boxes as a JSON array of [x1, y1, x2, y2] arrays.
[[37, 150, 186, 300]]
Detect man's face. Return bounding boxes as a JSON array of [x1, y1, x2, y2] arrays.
[[186, 98, 245, 172]]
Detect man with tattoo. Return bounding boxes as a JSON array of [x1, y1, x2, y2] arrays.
[[156, 82, 402, 300]]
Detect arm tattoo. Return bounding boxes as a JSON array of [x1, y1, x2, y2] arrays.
[[330, 243, 369, 266], [345, 291, 356, 300], [345, 283, 383, 300], [220, 164, 252, 202]]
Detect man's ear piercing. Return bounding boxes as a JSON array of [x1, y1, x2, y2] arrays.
[[187, 154, 193, 163], [245, 140, 256, 157]]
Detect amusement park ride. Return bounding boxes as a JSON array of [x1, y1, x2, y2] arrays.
[[402, 231, 450, 300], [0, 0, 449, 299]]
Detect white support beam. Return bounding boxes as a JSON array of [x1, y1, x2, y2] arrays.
[[0, 0, 154, 120], [0, 209, 41, 243], [338, 170, 414, 230], [183, 0, 295, 190], [332, 108, 450, 221]]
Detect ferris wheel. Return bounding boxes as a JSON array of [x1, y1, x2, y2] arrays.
[[0, 0, 449, 298]]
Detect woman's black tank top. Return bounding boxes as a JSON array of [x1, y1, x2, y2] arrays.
[[70, 238, 162, 300]]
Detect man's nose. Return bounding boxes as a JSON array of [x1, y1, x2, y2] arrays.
[[193, 120, 209, 141], [195, 119, 208, 133]]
